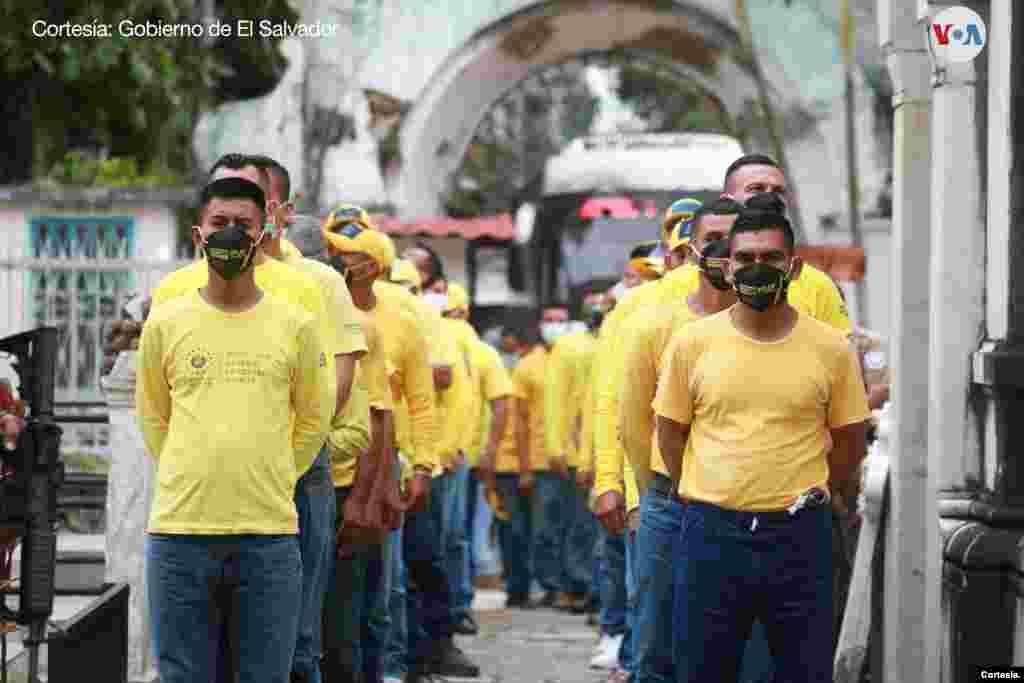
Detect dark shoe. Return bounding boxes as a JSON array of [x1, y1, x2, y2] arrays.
[[586, 610, 599, 627], [539, 591, 559, 608], [506, 594, 536, 609], [404, 672, 445, 682], [290, 672, 313, 683], [555, 592, 574, 610], [453, 612, 479, 635], [427, 638, 481, 678], [570, 593, 590, 614]]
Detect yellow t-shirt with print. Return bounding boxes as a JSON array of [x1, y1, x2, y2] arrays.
[[136, 291, 331, 534], [652, 310, 870, 511]]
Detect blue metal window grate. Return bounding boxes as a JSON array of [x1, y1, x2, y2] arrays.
[[26, 217, 138, 403]]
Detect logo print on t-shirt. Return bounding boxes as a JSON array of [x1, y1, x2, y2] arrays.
[[188, 349, 209, 371]]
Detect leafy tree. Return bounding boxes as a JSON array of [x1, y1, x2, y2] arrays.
[[614, 59, 733, 134], [0, 0, 296, 186]]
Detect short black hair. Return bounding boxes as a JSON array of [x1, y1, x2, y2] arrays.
[[199, 177, 266, 219], [743, 191, 787, 215], [693, 198, 743, 241], [629, 240, 659, 260], [248, 155, 291, 201], [208, 153, 271, 194], [728, 203, 795, 252], [723, 154, 780, 193], [413, 241, 446, 284]]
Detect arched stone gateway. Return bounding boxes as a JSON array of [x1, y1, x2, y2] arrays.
[[393, 0, 882, 239], [193, 0, 887, 241]]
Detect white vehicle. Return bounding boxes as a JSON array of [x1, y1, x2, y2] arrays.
[[515, 132, 745, 306]]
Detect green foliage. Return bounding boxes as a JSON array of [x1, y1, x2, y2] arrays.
[[2, 0, 296, 183], [615, 60, 733, 134], [44, 152, 183, 188]]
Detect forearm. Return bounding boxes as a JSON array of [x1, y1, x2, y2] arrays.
[[334, 354, 357, 417], [487, 397, 509, 455], [517, 409, 531, 474], [828, 422, 868, 498], [656, 416, 689, 488]]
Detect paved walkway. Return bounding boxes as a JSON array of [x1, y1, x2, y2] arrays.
[[454, 589, 612, 683]]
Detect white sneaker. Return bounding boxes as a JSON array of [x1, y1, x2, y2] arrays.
[[382, 677, 403, 683], [589, 633, 624, 670]]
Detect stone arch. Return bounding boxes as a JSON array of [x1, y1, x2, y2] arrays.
[[393, 0, 829, 224]]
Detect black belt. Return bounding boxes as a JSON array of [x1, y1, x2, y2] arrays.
[[649, 474, 685, 504]]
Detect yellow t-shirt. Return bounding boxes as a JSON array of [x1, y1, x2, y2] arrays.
[[619, 301, 699, 495], [371, 294, 438, 474], [510, 346, 549, 472], [652, 310, 870, 511], [281, 250, 368, 356], [438, 318, 479, 463], [328, 307, 393, 488], [468, 341, 514, 466], [543, 331, 597, 466], [374, 281, 452, 367], [136, 291, 331, 534], [592, 265, 698, 498], [576, 360, 598, 472]]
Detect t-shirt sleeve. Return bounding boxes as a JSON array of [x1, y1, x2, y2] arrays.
[[481, 346, 514, 400], [828, 343, 871, 428], [329, 273, 368, 356], [817, 277, 854, 334], [652, 331, 696, 427]]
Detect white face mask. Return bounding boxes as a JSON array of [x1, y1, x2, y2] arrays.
[[540, 321, 571, 345], [422, 292, 449, 311], [610, 281, 628, 302]]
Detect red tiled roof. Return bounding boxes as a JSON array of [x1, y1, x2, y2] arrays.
[[797, 246, 866, 283], [372, 214, 516, 241]]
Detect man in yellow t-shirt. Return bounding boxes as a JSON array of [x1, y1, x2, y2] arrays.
[[151, 155, 346, 683], [542, 313, 600, 616], [615, 199, 740, 683], [323, 217, 480, 680], [653, 204, 869, 683], [137, 177, 331, 683], [441, 282, 515, 634]]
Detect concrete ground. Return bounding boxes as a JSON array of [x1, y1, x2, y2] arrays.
[[452, 589, 614, 683]]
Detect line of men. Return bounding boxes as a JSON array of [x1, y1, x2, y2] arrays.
[[137, 152, 505, 683], [485, 154, 871, 683], [134, 149, 871, 683]]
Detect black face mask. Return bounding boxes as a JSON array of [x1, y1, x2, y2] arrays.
[[694, 239, 731, 291], [732, 262, 793, 312], [329, 254, 348, 280], [203, 224, 260, 281]]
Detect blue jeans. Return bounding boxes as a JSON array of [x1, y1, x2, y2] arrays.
[[633, 488, 684, 683], [322, 485, 388, 682], [533, 471, 569, 594], [405, 475, 456, 668], [598, 528, 627, 637], [447, 464, 472, 618], [622, 529, 636, 675], [673, 502, 834, 683], [495, 473, 533, 599], [564, 468, 598, 597], [383, 523, 408, 678], [147, 534, 302, 683], [293, 448, 336, 678], [468, 470, 501, 579]]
